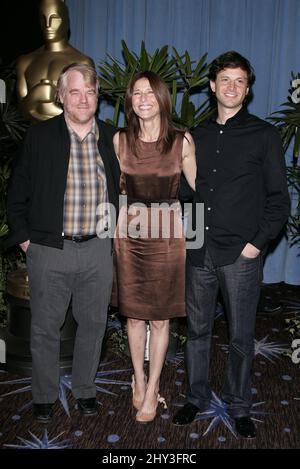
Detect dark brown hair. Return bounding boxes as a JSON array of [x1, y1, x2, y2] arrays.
[[208, 50, 256, 87], [124, 71, 179, 155]]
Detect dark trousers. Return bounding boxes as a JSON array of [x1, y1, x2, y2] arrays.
[[26, 237, 113, 403], [186, 249, 263, 418]]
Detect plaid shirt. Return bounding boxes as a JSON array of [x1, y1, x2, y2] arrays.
[[63, 119, 108, 236]]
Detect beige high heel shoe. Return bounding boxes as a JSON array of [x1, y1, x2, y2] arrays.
[[135, 394, 167, 423], [131, 374, 146, 411]]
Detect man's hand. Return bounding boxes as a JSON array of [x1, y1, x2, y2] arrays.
[[241, 243, 260, 259], [19, 240, 30, 253]]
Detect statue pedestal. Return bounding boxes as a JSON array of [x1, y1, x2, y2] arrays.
[[2, 268, 77, 376]]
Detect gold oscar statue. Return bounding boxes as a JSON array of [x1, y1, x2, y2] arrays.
[[16, 0, 94, 122]]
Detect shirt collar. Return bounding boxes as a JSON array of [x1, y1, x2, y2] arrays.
[[66, 117, 99, 141], [210, 106, 249, 127]]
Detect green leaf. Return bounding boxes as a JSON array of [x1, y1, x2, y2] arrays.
[[121, 40, 139, 69], [193, 53, 208, 77], [293, 126, 300, 163], [112, 97, 121, 127], [140, 41, 150, 70], [184, 51, 192, 76], [171, 80, 177, 109]]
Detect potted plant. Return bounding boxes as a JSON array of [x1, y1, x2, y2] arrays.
[[269, 73, 300, 358], [98, 40, 213, 129], [269, 73, 300, 244], [0, 63, 28, 328]]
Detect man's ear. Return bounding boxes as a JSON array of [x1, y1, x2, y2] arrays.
[[210, 80, 216, 93]]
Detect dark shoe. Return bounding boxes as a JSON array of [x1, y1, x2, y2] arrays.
[[234, 416, 256, 438], [33, 403, 54, 423], [77, 397, 98, 416], [172, 402, 202, 426]]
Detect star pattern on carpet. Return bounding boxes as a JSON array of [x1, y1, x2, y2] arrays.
[[3, 430, 71, 449], [217, 336, 289, 363], [0, 360, 131, 417]]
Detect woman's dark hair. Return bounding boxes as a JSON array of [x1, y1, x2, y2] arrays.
[[208, 50, 256, 87], [124, 70, 179, 155]]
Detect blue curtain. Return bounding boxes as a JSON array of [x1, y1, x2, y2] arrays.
[[65, 0, 300, 285]]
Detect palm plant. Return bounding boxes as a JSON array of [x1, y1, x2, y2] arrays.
[[0, 63, 28, 326], [0, 64, 28, 238], [269, 74, 300, 344], [269, 73, 300, 243], [286, 165, 300, 241], [98, 40, 213, 128], [269, 72, 300, 167]]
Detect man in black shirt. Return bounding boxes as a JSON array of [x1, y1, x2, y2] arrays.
[[173, 51, 290, 438]]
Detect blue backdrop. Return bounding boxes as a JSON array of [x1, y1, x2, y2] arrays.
[[65, 0, 300, 285]]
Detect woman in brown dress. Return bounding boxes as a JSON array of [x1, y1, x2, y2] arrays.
[[113, 71, 196, 423]]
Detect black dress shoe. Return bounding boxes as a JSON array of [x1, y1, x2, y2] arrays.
[[77, 398, 98, 416], [172, 402, 201, 426], [234, 416, 256, 438], [33, 403, 54, 423]]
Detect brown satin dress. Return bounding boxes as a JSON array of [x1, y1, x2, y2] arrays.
[[113, 132, 186, 320]]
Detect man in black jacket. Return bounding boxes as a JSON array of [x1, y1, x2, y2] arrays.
[[6, 63, 120, 422], [173, 51, 290, 438]]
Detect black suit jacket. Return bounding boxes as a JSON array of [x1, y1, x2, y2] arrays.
[[6, 114, 120, 249]]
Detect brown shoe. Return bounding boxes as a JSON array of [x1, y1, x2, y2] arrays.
[[135, 394, 167, 423]]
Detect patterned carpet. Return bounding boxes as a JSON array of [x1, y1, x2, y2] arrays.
[[0, 283, 299, 456]]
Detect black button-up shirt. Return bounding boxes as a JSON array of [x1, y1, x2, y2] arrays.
[[188, 107, 290, 267]]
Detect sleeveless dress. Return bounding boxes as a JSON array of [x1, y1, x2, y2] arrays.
[[113, 132, 186, 320]]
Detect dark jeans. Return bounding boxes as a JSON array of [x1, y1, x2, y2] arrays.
[[185, 249, 263, 418]]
